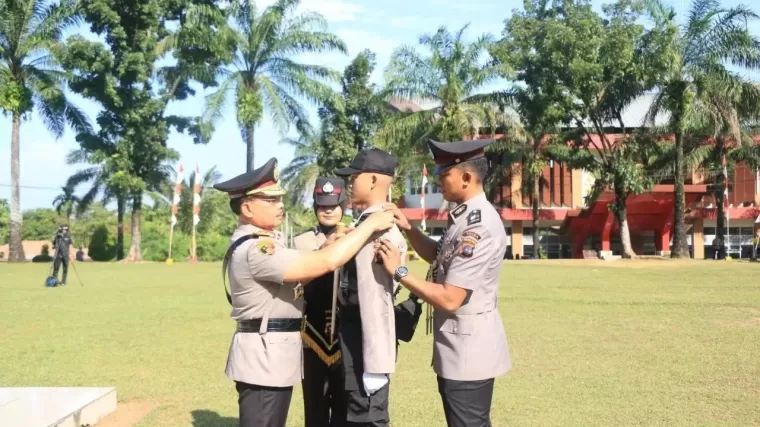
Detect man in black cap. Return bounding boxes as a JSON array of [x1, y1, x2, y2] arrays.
[[213, 158, 396, 427], [294, 176, 350, 427], [334, 148, 408, 427], [52, 225, 73, 286], [375, 139, 512, 427]]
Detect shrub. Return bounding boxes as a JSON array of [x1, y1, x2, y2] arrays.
[[197, 232, 229, 261], [88, 225, 117, 261], [33, 245, 53, 263]]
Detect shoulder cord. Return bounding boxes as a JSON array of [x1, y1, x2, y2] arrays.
[[221, 234, 258, 306]]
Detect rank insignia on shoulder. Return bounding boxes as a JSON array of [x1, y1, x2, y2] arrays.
[[293, 283, 304, 300], [466, 209, 481, 225], [451, 204, 467, 218], [257, 239, 275, 255]]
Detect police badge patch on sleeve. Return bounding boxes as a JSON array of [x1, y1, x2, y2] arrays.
[[467, 209, 481, 225], [257, 239, 276, 255], [459, 231, 480, 258]]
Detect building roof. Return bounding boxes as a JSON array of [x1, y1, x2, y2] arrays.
[[386, 97, 423, 113]]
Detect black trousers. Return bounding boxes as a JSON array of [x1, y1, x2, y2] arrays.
[[53, 255, 69, 284], [339, 307, 390, 426], [303, 347, 347, 427], [344, 380, 390, 427], [437, 376, 495, 427], [235, 381, 293, 427]]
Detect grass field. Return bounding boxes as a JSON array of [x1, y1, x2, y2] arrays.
[[1, 259, 760, 426]]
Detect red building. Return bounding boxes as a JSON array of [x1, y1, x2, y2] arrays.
[[398, 95, 760, 259]]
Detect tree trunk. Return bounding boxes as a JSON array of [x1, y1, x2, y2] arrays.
[[116, 196, 125, 261], [126, 194, 142, 262], [715, 137, 727, 260], [613, 186, 636, 259], [8, 112, 26, 262], [671, 129, 689, 258], [532, 176, 540, 258], [246, 124, 255, 172], [715, 182, 726, 260]]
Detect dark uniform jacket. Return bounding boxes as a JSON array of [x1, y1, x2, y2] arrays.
[[294, 228, 342, 365]]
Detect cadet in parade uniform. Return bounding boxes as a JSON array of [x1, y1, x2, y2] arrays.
[[214, 158, 397, 427], [294, 177, 350, 427], [334, 149, 408, 427], [375, 139, 511, 427]]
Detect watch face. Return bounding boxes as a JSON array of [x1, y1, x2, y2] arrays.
[[398, 266, 408, 275]]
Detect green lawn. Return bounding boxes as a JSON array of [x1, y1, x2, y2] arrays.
[[1, 260, 759, 426]]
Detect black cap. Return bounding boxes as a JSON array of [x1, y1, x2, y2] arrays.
[[427, 138, 495, 174], [213, 157, 286, 199], [313, 177, 347, 206], [335, 148, 397, 177]]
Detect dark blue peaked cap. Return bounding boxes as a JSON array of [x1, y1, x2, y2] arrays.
[[213, 157, 286, 199], [427, 138, 495, 174]]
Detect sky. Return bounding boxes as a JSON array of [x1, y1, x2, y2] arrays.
[[0, 0, 754, 211]]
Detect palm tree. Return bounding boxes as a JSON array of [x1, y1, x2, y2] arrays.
[[280, 126, 320, 206], [202, 0, 347, 172], [0, 0, 92, 262], [52, 185, 82, 225], [646, 75, 760, 259], [65, 148, 128, 260], [643, 0, 760, 258], [489, 125, 549, 259], [379, 24, 510, 151]]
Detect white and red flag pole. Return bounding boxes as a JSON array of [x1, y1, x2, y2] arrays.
[[191, 164, 201, 263], [421, 164, 428, 232], [167, 163, 184, 263], [723, 154, 730, 254]]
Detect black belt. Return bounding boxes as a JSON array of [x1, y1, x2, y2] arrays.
[[237, 318, 302, 333]]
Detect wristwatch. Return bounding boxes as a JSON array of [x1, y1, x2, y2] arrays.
[[393, 266, 409, 282]]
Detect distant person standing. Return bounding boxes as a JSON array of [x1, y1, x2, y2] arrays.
[[52, 225, 73, 286], [294, 177, 350, 427], [375, 139, 511, 427], [213, 158, 395, 427]]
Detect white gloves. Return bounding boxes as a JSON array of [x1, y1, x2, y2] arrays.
[[362, 372, 388, 396]]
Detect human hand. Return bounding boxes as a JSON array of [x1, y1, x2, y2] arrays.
[[364, 208, 395, 232], [319, 223, 348, 249], [375, 238, 401, 275], [385, 203, 411, 231]]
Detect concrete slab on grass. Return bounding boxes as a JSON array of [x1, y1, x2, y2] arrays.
[[0, 387, 116, 427]]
